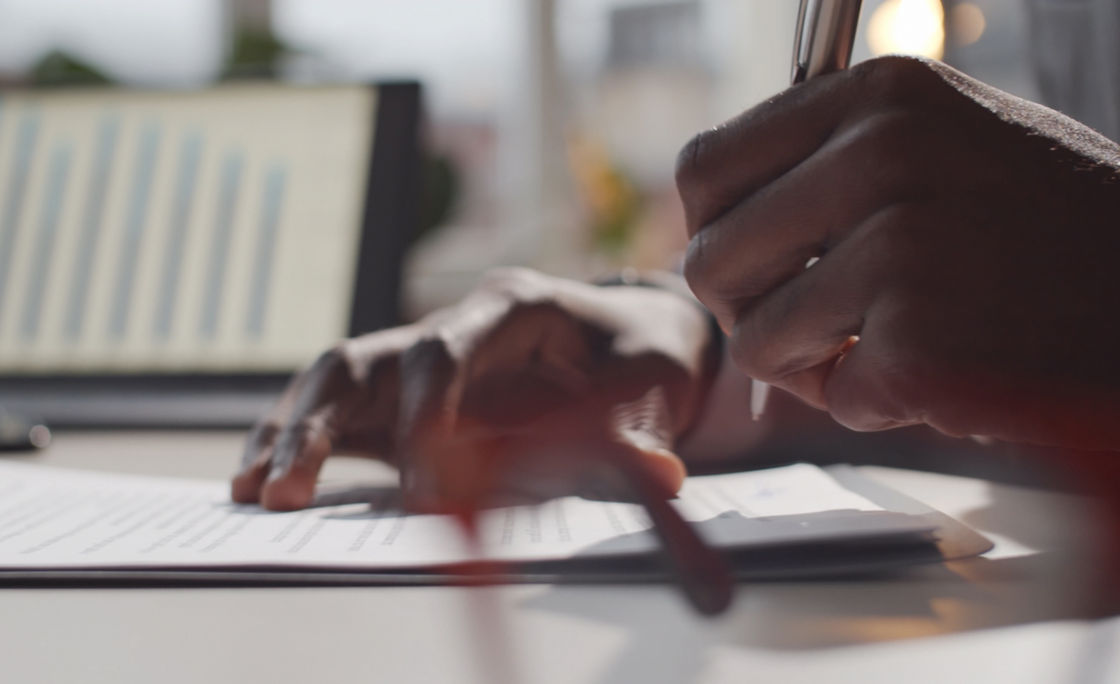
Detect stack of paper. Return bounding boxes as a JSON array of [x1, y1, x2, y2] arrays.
[[0, 461, 989, 584]]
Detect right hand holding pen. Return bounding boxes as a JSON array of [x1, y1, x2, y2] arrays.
[[231, 268, 719, 511], [677, 56, 1120, 450]]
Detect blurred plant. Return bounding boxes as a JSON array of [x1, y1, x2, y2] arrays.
[[30, 50, 112, 87], [223, 27, 287, 79], [415, 152, 461, 244], [568, 136, 642, 257]]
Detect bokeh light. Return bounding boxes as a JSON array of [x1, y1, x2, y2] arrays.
[[867, 0, 945, 59], [949, 2, 986, 46]]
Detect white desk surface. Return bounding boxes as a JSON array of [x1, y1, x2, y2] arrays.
[[1, 431, 1117, 684]]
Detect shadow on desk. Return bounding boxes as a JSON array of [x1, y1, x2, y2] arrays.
[[518, 552, 1119, 684], [517, 472, 1120, 684]]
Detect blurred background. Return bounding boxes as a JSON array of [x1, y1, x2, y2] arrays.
[[0, 0, 1038, 320]]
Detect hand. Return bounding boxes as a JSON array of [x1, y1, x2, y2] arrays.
[[231, 268, 718, 511], [677, 56, 1120, 450]]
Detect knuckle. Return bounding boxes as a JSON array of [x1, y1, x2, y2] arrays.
[[684, 229, 768, 303], [683, 230, 730, 298], [402, 335, 454, 372], [476, 267, 555, 308], [850, 55, 940, 106], [675, 129, 724, 233], [502, 298, 574, 330], [684, 230, 765, 332], [310, 344, 350, 377], [682, 235, 710, 298], [305, 344, 359, 395], [480, 266, 540, 290], [683, 232, 733, 315], [674, 129, 712, 196]]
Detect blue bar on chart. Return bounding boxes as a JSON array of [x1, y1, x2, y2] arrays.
[[20, 143, 73, 341], [198, 150, 244, 341], [107, 121, 162, 341], [152, 131, 203, 342], [245, 163, 286, 339], [0, 109, 41, 327], [63, 114, 120, 342]]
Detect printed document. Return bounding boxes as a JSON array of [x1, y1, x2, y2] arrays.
[[0, 461, 931, 571]]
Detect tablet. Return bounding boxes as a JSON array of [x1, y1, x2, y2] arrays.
[[0, 81, 421, 426]]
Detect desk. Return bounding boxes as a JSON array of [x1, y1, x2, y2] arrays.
[[1, 431, 1117, 684]]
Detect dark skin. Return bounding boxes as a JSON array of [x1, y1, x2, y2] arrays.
[[235, 56, 1120, 511], [232, 269, 714, 511], [679, 56, 1120, 451]]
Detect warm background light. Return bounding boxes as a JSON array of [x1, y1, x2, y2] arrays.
[[949, 2, 987, 46], [867, 0, 946, 59]]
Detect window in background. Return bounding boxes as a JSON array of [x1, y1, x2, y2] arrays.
[[0, 0, 1045, 319], [0, 0, 225, 86]]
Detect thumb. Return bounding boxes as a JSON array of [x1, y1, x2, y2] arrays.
[[607, 388, 688, 497]]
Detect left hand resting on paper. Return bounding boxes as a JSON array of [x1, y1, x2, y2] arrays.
[[231, 268, 732, 512]]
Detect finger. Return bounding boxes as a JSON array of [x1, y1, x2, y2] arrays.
[[606, 387, 687, 495], [231, 366, 321, 504], [726, 205, 908, 406], [676, 70, 855, 235], [257, 347, 361, 510], [259, 412, 335, 511], [819, 326, 923, 433], [676, 56, 942, 234], [396, 336, 465, 510], [231, 422, 280, 503], [684, 109, 939, 328]]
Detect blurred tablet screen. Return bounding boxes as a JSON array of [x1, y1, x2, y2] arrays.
[[0, 84, 377, 375]]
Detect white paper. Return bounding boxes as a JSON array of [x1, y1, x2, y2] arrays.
[[0, 461, 931, 571]]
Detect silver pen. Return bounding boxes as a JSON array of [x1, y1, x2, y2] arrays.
[[751, 0, 863, 420]]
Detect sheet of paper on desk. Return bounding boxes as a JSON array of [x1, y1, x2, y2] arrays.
[[0, 461, 933, 572]]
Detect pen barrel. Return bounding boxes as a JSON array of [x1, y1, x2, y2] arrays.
[[792, 0, 863, 84]]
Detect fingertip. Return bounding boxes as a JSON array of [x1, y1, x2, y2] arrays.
[[234, 421, 280, 504], [259, 428, 332, 510], [260, 475, 316, 511], [230, 454, 270, 504], [230, 472, 262, 504], [639, 447, 688, 496]]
